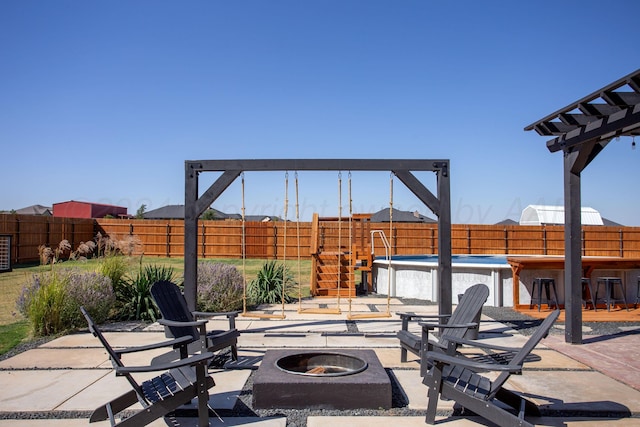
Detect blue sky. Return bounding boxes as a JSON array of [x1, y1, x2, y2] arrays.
[[1, 1, 639, 225]]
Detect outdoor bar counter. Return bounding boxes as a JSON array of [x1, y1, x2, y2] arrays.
[[507, 256, 640, 312]]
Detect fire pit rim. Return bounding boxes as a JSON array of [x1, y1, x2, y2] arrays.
[[274, 351, 368, 377]]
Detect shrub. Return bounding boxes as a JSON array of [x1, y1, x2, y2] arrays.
[[97, 254, 129, 288], [248, 261, 296, 305], [66, 272, 115, 324], [196, 262, 244, 312], [16, 268, 115, 336], [114, 264, 177, 321]]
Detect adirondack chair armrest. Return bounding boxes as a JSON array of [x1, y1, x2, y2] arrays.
[[115, 351, 215, 375], [398, 312, 450, 321], [193, 310, 240, 319], [158, 318, 208, 328], [193, 310, 240, 328], [425, 351, 522, 374], [114, 335, 194, 355], [442, 335, 521, 353], [419, 321, 478, 331]]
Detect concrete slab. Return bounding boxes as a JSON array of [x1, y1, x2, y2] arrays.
[[506, 370, 640, 415], [307, 416, 488, 427], [57, 370, 147, 412], [372, 347, 419, 369], [306, 416, 640, 427], [0, 416, 287, 427], [0, 348, 108, 369], [242, 319, 347, 333], [239, 333, 327, 348], [355, 319, 401, 333], [41, 331, 168, 348], [0, 370, 109, 412], [390, 369, 440, 411], [325, 334, 396, 348]]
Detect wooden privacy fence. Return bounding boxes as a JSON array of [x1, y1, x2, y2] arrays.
[[0, 214, 95, 264], [96, 219, 640, 259], [3, 214, 640, 264]]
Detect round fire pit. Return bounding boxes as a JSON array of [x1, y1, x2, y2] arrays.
[[275, 352, 368, 377]]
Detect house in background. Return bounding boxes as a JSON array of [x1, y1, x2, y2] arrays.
[[370, 208, 435, 223], [53, 200, 128, 219], [143, 204, 278, 221], [14, 205, 52, 216]]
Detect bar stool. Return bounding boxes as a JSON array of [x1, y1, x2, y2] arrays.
[[635, 277, 640, 309], [594, 277, 629, 312], [530, 278, 559, 312], [581, 278, 596, 310]]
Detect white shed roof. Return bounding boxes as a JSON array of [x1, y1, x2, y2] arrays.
[[519, 205, 604, 226]]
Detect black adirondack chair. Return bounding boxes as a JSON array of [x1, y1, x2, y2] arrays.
[[422, 310, 560, 427], [397, 283, 489, 374], [151, 280, 240, 363], [80, 307, 215, 427]]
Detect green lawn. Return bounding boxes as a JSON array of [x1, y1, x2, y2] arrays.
[[0, 256, 311, 355]]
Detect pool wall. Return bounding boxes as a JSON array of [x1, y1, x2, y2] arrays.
[[371, 255, 512, 307]]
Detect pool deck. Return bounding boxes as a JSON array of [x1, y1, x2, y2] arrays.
[[1, 298, 640, 426]]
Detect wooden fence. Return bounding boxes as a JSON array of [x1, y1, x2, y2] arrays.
[[0, 214, 95, 264], [96, 218, 640, 259], [3, 214, 640, 265]]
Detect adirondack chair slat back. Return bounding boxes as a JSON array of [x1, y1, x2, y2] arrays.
[[490, 309, 560, 397], [441, 283, 489, 342], [150, 280, 201, 341]]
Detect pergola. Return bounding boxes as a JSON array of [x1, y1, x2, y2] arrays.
[[525, 69, 640, 344], [183, 159, 452, 315]]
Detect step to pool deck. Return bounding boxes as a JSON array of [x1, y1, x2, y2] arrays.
[[0, 300, 639, 426]]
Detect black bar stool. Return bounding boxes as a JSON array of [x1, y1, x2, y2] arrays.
[[634, 277, 640, 309], [530, 278, 559, 312], [581, 278, 596, 310], [594, 277, 629, 312]]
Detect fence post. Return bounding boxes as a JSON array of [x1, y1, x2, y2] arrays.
[[619, 229, 623, 257], [504, 228, 509, 254], [202, 222, 206, 258], [166, 223, 171, 258], [15, 216, 20, 264], [543, 227, 547, 255]]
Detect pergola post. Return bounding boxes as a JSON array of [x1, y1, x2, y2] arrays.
[[564, 151, 582, 344]]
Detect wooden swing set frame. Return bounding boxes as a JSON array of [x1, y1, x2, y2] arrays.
[[183, 159, 452, 318]]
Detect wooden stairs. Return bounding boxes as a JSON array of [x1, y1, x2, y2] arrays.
[[311, 251, 355, 297]]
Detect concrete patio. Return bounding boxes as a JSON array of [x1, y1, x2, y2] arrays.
[[0, 297, 639, 426]]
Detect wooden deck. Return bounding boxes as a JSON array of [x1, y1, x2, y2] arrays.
[[515, 304, 640, 322]]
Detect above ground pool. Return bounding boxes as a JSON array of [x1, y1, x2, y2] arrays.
[[371, 254, 512, 306]]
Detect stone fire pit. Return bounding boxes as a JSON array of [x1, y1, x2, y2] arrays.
[[253, 349, 391, 410]]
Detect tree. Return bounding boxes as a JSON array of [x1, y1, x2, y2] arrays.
[[136, 204, 147, 219]]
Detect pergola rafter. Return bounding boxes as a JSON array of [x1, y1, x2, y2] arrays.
[[525, 69, 640, 344], [183, 159, 452, 316]]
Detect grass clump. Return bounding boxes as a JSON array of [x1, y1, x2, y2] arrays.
[[0, 321, 30, 356], [16, 268, 115, 336], [248, 260, 296, 305], [114, 263, 178, 322]]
